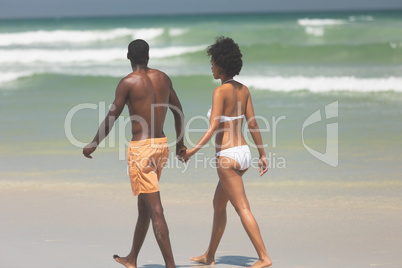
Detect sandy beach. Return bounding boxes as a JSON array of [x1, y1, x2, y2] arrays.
[[1, 175, 401, 268]]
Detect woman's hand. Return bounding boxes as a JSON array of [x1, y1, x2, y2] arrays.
[[258, 156, 269, 176], [182, 148, 196, 162]]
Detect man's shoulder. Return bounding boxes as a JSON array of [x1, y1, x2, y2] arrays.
[[120, 72, 151, 86], [148, 69, 173, 90], [148, 68, 170, 79], [115, 77, 134, 94], [121, 73, 140, 83]]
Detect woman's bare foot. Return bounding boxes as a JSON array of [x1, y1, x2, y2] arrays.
[[247, 258, 272, 268], [190, 254, 215, 265], [113, 254, 137, 268]]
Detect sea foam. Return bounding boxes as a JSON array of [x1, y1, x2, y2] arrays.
[[297, 18, 347, 37], [297, 18, 347, 26], [0, 72, 35, 84], [3, 72, 402, 93], [0, 45, 205, 64], [238, 76, 402, 92], [0, 28, 166, 46]]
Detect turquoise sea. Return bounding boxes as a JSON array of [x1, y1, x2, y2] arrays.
[[1, 10, 402, 186]]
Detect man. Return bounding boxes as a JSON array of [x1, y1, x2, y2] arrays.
[[83, 39, 185, 268]]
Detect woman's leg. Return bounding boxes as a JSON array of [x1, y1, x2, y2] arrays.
[[190, 181, 229, 265], [217, 163, 272, 268]]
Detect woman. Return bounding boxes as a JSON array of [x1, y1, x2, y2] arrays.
[[183, 36, 272, 268]]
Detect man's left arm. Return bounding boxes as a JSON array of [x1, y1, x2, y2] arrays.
[[83, 78, 130, 159], [168, 82, 186, 159]]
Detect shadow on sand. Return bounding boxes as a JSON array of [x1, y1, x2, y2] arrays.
[[141, 263, 205, 268], [216, 255, 258, 267], [139, 255, 257, 268]]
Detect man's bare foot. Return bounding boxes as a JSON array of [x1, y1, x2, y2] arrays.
[[246, 258, 272, 268], [113, 254, 137, 268], [190, 254, 215, 265]]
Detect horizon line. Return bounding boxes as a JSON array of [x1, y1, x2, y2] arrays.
[[1, 8, 402, 21]]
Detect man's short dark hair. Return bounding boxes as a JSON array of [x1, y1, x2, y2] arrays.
[[128, 39, 149, 64]]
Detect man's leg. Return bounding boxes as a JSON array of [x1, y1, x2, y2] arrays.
[[141, 191, 176, 268], [114, 195, 151, 268]]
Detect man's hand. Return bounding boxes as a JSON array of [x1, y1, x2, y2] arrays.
[[258, 156, 269, 176], [176, 145, 187, 163], [83, 142, 97, 159]]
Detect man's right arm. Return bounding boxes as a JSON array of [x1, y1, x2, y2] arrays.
[[83, 77, 130, 159]]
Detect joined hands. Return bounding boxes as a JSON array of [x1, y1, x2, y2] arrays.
[[177, 147, 195, 163]]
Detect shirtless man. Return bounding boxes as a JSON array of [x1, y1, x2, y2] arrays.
[[83, 39, 185, 268]]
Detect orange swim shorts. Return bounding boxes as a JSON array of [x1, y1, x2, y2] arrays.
[[127, 137, 169, 196]]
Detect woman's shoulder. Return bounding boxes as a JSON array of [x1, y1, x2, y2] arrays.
[[240, 83, 250, 93], [213, 83, 231, 95], [213, 81, 250, 98]]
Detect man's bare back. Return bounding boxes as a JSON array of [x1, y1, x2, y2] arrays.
[[82, 66, 184, 152], [118, 68, 174, 140]]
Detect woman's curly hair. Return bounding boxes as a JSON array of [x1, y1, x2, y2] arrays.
[[207, 36, 243, 77]]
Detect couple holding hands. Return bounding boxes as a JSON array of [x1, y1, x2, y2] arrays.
[[83, 37, 272, 268]]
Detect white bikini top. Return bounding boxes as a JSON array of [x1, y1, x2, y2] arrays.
[[207, 107, 245, 123]]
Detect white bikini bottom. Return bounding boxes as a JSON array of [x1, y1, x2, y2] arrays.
[[216, 145, 251, 170]]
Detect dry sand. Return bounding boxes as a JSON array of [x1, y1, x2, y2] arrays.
[[1, 181, 401, 268]]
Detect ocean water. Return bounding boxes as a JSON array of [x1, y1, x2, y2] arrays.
[[0, 11, 402, 189]]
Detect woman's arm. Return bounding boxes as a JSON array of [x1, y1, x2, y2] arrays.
[[185, 87, 225, 158], [244, 92, 269, 176]]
